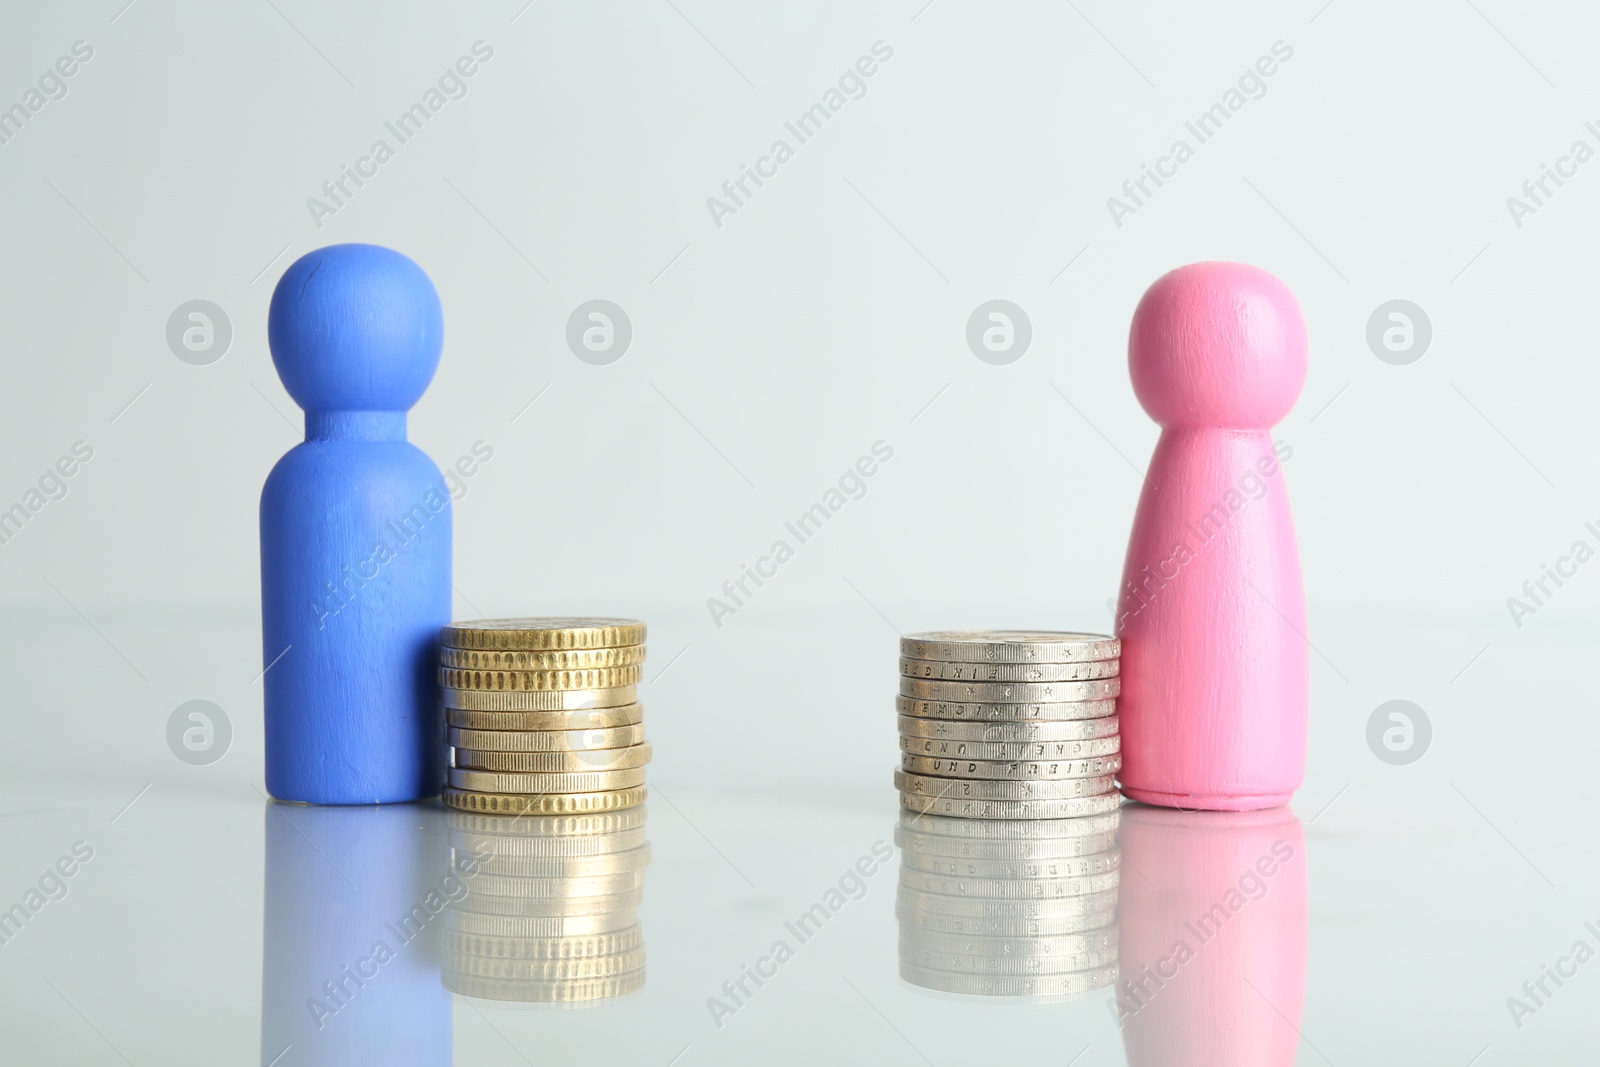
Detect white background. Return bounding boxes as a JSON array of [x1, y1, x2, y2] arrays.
[[2, 0, 1595, 628]]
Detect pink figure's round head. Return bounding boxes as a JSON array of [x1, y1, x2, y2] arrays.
[[1128, 262, 1307, 429]]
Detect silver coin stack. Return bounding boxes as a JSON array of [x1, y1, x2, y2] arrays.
[[895, 809, 1121, 999], [895, 630, 1123, 820]]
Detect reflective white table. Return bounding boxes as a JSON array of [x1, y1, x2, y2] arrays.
[[1, 608, 1594, 1064]]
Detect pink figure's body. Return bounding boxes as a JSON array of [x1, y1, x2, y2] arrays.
[[1114, 805, 1309, 1067], [1115, 263, 1309, 810]]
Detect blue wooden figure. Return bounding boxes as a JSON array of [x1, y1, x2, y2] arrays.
[[261, 243, 450, 804]]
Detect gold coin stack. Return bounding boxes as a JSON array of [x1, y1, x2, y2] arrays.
[[442, 808, 650, 1004], [439, 617, 650, 815]]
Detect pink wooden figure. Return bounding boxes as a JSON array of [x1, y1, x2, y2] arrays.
[[1114, 262, 1308, 811], [1114, 805, 1309, 1066]]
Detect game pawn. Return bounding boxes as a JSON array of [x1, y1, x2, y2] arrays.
[[261, 244, 451, 804], [1114, 262, 1309, 811]]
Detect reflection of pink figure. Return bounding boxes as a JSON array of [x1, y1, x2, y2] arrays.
[[1115, 263, 1309, 810], [1114, 805, 1308, 1067]]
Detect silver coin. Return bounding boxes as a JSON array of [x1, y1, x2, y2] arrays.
[[901, 678, 1119, 704], [898, 907, 1117, 939], [898, 791, 1121, 821], [901, 631, 1119, 664], [895, 770, 1117, 801], [898, 962, 1117, 999], [898, 657, 1119, 683], [900, 943, 1119, 976], [899, 850, 1120, 880], [900, 752, 1122, 781], [895, 697, 1118, 723], [898, 810, 1121, 840], [897, 715, 1119, 743], [901, 928, 1118, 960], [899, 869, 1120, 900], [899, 734, 1122, 762], [896, 885, 1120, 920], [895, 828, 1119, 861]]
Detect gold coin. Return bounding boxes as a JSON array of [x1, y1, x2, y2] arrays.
[[449, 723, 645, 752], [439, 666, 643, 692], [455, 889, 643, 918], [445, 947, 647, 981], [449, 768, 647, 793], [447, 705, 644, 731], [444, 925, 643, 960], [440, 645, 646, 671], [455, 743, 653, 774], [475, 844, 652, 879], [446, 808, 647, 838], [468, 870, 646, 899], [443, 687, 638, 712], [443, 910, 640, 939], [451, 828, 647, 861], [442, 967, 646, 1003], [443, 785, 647, 815], [442, 618, 648, 651]]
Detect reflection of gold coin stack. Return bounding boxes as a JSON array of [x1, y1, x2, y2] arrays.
[[442, 808, 650, 1004], [439, 618, 650, 815], [895, 808, 1121, 1000]]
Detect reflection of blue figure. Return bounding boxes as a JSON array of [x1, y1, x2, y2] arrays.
[[260, 803, 452, 1067], [261, 244, 450, 804]]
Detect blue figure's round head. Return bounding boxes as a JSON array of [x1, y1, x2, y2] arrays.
[[268, 244, 443, 412]]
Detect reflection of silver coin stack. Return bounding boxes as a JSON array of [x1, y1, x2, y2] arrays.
[[895, 631, 1122, 820], [895, 809, 1121, 999], [442, 808, 649, 1005]]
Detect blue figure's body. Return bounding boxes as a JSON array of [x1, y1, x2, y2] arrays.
[[261, 244, 449, 804]]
